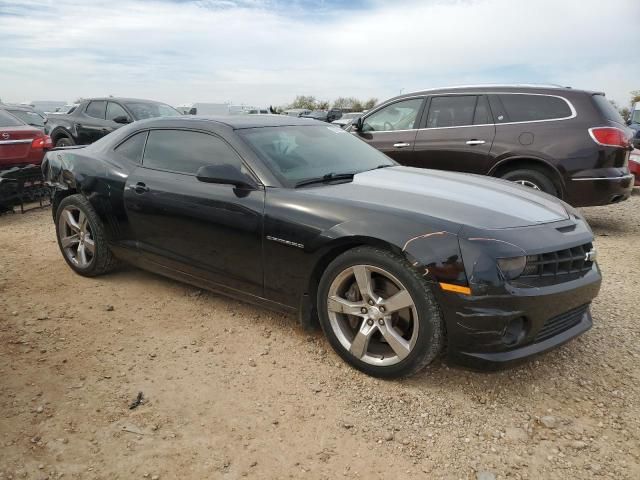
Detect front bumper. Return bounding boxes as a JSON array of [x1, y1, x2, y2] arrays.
[[437, 267, 601, 370], [565, 174, 634, 206]]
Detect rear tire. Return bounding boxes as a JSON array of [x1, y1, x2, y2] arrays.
[[317, 246, 444, 378], [500, 168, 558, 196], [55, 194, 118, 277]]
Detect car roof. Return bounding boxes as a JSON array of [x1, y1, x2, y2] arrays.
[[392, 84, 602, 98], [81, 97, 169, 104], [137, 114, 321, 130]]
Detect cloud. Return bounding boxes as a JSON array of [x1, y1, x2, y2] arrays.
[[0, 0, 638, 107]]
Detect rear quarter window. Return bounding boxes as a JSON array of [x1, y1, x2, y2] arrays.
[[494, 94, 573, 122], [592, 94, 625, 125]]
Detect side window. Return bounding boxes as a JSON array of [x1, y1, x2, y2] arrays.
[[85, 101, 106, 119], [426, 96, 476, 128], [107, 102, 130, 122], [473, 96, 491, 125], [362, 98, 423, 132], [497, 94, 572, 122], [142, 130, 242, 175], [114, 131, 147, 163]]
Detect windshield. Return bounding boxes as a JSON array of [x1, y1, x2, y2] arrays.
[[239, 125, 395, 187], [8, 110, 45, 127], [125, 102, 180, 120], [631, 110, 640, 124]]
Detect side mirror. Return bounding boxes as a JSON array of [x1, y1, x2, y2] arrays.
[[113, 115, 131, 124], [196, 164, 256, 189], [353, 117, 364, 131]]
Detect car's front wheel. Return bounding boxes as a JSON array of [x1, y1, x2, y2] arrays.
[[55, 194, 118, 277], [317, 246, 444, 378]]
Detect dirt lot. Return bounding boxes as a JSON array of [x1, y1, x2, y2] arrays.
[[1, 192, 639, 480]]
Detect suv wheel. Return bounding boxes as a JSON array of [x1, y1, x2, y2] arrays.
[[55, 136, 75, 148], [501, 168, 558, 196], [317, 246, 444, 378], [55, 194, 118, 277]]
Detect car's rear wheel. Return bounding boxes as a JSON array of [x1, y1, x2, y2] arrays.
[[501, 168, 558, 196], [317, 246, 444, 378], [55, 136, 75, 148], [55, 194, 118, 277]]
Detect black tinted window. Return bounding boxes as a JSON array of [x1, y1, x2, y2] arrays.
[[592, 94, 625, 125], [497, 94, 572, 122], [0, 110, 23, 127], [85, 101, 106, 119], [473, 96, 491, 125], [106, 102, 129, 122], [143, 130, 241, 175], [426, 96, 476, 128], [114, 131, 147, 163]]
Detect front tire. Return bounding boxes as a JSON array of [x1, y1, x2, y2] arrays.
[[55, 194, 118, 277], [317, 246, 444, 378]]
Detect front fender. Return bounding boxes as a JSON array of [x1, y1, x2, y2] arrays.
[[317, 215, 467, 287]]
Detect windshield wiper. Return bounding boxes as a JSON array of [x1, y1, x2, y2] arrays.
[[295, 172, 356, 188], [370, 164, 394, 170]]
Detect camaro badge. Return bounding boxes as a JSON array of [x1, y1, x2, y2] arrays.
[[585, 248, 597, 262]]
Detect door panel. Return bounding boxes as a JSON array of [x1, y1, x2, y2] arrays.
[[351, 97, 424, 164], [410, 95, 496, 174], [123, 167, 265, 296], [77, 101, 111, 144], [411, 125, 495, 173], [353, 130, 418, 164]]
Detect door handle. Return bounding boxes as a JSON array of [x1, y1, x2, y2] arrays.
[[393, 142, 412, 148], [129, 182, 149, 194], [466, 140, 486, 145]]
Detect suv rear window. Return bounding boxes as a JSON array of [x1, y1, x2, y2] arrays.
[[495, 94, 572, 122], [0, 110, 24, 127], [592, 94, 625, 125]]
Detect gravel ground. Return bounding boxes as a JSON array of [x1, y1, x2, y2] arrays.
[[1, 191, 639, 480]]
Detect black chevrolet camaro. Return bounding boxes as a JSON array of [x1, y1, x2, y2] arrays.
[[43, 115, 602, 378]]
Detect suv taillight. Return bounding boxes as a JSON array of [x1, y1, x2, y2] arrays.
[[588, 127, 630, 148], [31, 135, 53, 150]]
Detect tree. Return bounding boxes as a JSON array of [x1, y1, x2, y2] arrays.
[[630, 90, 640, 106], [290, 95, 317, 110], [317, 100, 330, 110], [332, 97, 351, 110], [363, 98, 378, 110]]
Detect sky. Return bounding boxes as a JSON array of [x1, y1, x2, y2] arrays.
[[0, 0, 638, 108]]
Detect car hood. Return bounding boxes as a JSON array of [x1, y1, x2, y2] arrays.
[[305, 166, 569, 230]]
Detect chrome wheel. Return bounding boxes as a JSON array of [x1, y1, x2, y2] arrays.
[[326, 265, 419, 366], [58, 206, 95, 268], [514, 179, 541, 190]]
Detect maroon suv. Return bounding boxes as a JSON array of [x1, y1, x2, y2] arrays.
[[348, 85, 634, 207]]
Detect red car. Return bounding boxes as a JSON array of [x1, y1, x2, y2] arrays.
[[630, 149, 640, 186], [0, 108, 52, 172]]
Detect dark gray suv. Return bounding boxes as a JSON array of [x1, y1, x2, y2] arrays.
[[349, 84, 634, 207]]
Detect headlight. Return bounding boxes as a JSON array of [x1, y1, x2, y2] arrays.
[[497, 256, 527, 280]]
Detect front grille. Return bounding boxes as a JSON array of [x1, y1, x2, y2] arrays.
[[535, 304, 588, 343], [521, 242, 594, 278]]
